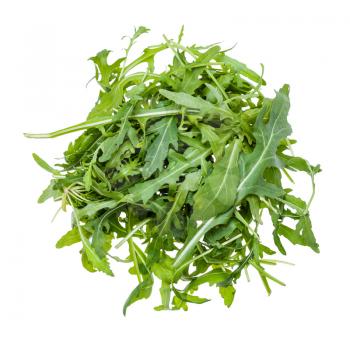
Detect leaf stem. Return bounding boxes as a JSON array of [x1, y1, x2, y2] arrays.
[[175, 233, 242, 273], [250, 261, 286, 286], [127, 211, 142, 283], [234, 210, 259, 239], [115, 218, 151, 249], [24, 109, 200, 139]]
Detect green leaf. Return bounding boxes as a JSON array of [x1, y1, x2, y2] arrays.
[[198, 123, 223, 159], [159, 89, 231, 118], [38, 180, 60, 203], [179, 46, 221, 94], [185, 269, 231, 291], [277, 215, 320, 253], [218, 250, 254, 287], [205, 220, 237, 245], [91, 228, 114, 259], [32, 153, 60, 175], [173, 209, 234, 269], [143, 117, 178, 178], [123, 276, 153, 315], [99, 103, 134, 162], [173, 288, 209, 304], [279, 194, 307, 215], [72, 208, 114, 276], [79, 225, 114, 276], [129, 146, 210, 203], [237, 85, 292, 201], [160, 170, 202, 231], [219, 285, 236, 307], [89, 49, 124, 88], [56, 227, 81, 248], [77, 199, 119, 218], [215, 54, 265, 84], [192, 139, 241, 220]]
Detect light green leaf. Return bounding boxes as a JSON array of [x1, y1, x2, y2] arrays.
[[219, 285, 236, 307], [277, 215, 320, 253], [56, 227, 81, 248], [215, 54, 265, 84], [123, 276, 153, 315], [237, 85, 292, 201], [89, 49, 124, 88], [77, 199, 119, 218], [74, 215, 113, 276], [173, 288, 209, 304], [38, 180, 60, 203], [159, 89, 231, 118], [91, 228, 114, 259], [179, 46, 221, 94], [32, 153, 60, 175], [185, 269, 231, 291], [192, 139, 241, 221]]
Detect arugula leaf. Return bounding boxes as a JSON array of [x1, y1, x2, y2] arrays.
[[99, 103, 134, 162], [173, 287, 209, 304], [123, 276, 153, 315], [142, 117, 178, 178], [32, 153, 60, 175], [128, 146, 210, 203], [192, 139, 241, 220], [219, 285, 236, 308], [56, 227, 81, 248], [277, 215, 320, 253], [237, 85, 292, 201], [37, 180, 61, 203], [159, 89, 232, 119]]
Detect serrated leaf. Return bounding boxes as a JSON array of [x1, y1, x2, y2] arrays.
[[73, 212, 113, 276], [38, 180, 61, 203], [129, 146, 210, 203], [91, 228, 114, 259], [277, 215, 320, 253], [143, 117, 178, 178], [99, 103, 134, 162]]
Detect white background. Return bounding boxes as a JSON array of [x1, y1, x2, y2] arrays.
[[1, 0, 349, 342]]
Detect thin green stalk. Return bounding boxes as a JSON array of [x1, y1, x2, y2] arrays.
[[175, 233, 242, 273], [127, 211, 142, 283], [24, 108, 200, 139], [115, 218, 151, 249], [206, 69, 229, 100], [250, 261, 286, 286], [234, 210, 259, 239]]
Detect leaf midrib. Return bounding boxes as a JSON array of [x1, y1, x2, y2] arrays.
[[146, 117, 174, 173], [237, 108, 287, 196], [199, 140, 239, 213]]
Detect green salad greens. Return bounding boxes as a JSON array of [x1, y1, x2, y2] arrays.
[[25, 26, 320, 314]]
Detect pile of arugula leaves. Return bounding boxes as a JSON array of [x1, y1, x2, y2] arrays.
[[25, 27, 320, 314]]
